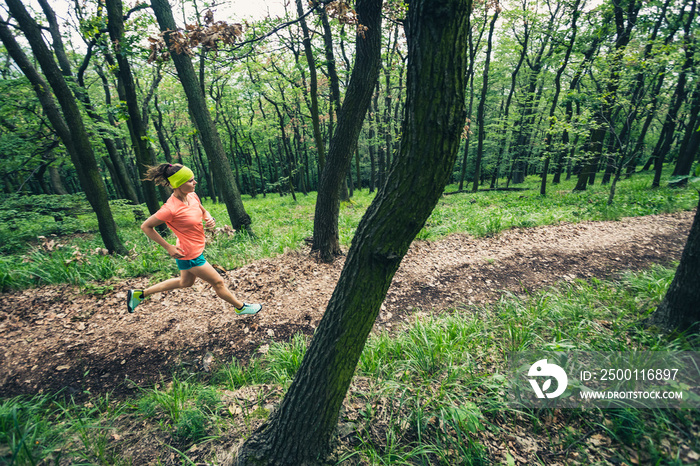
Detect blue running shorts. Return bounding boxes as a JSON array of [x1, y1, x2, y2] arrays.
[[176, 253, 207, 270]]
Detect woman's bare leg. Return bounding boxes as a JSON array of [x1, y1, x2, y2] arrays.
[[188, 262, 245, 309], [143, 269, 196, 298]]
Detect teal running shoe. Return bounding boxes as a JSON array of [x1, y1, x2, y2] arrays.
[[235, 303, 262, 315], [127, 289, 144, 313]]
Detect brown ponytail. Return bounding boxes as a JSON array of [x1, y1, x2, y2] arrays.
[[143, 163, 183, 187]]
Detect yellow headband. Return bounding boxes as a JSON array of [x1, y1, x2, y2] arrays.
[[168, 166, 194, 189]]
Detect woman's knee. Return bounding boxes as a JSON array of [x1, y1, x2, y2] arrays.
[[179, 276, 196, 288], [211, 278, 226, 291]]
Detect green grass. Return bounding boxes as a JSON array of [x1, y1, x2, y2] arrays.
[[0, 167, 696, 291], [1, 168, 697, 463], [214, 333, 309, 389], [2, 265, 697, 465], [0, 393, 130, 465], [136, 375, 220, 444], [417, 171, 697, 241]]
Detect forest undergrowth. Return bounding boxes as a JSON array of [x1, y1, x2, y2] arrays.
[[0, 170, 697, 292], [1, 266, 698, 465], [0, 169, 700, 465], [1, 170, 699, 464]]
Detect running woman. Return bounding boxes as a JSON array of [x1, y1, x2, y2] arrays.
[[127, 163, 262, 315]]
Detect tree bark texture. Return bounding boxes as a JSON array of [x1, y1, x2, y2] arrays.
[[2, 1, 127, 255], [650, 196, 700, 334], [150, 0, 252, 231], [235, 0, 471, 463], [311, 0, 383, 262]]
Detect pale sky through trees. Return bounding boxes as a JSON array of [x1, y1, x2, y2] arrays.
[[42, 0, 287, 23]]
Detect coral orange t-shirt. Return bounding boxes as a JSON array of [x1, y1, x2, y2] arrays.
[[155, 192, 210, 260]]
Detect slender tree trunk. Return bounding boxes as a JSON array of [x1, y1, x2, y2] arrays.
[[674, 83, 700, 178], [511, 70, 542, 185], [541, 0, 581, 195], [320, 4, 342, 122], [490, 19, 528, 189], [36, 0, 72, 75], [311, 0, 383, 262], [235, 0, 471, 463], [652, 0, 696, 187], [249, 135, 266, 197], [1, 4, 126, 255], [295, 0, 326, 173], [458, 12, 476, 192], [194, 136, 216, 202], [575, 0, 641, 191], [48, 163, 68, 195], [152, 93, 173, 162], [474, 7, 499, 193], [291, 116, 308, 195], [633, 66, 669, 174], [151, 0, 252, 231], [267, 98, 297, 201], [367, 115, 377, 193], [105, 0, 163, 213]]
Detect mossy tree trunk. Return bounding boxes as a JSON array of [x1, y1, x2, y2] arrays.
[[150, 0, 252, 231], [311, 0, 383, 262], [235, 0, 471, 463]]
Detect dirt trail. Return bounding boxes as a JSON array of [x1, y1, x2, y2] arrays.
[[0, 210, 693, 399]]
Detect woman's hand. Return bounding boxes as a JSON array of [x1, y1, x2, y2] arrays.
[[165, 243, 186, 259], [141, 214, 185, 258], [204, 217, 216, 229]]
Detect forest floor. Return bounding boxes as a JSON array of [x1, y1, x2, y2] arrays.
[[0, 210, 694, 400]]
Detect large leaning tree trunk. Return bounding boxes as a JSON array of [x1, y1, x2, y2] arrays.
[[3, 0, 127, 255], [311, 0, 383, 263], [150, 0, 252, 232], [235, 0, 472, 463], [649, 193, 700, 335]]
